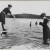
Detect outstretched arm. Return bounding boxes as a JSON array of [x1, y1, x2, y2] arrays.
[[8, 9, 15, 19], [8, 13, 15, 19], [11, 14, 15, 19]]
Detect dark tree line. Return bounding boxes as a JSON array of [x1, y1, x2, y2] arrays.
[[6, 13, 50, 19]]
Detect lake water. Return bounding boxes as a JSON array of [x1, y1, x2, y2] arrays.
[[0, 18, 50, 49]]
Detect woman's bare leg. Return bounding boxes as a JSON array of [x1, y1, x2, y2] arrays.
[[1, 23, 6, 31]]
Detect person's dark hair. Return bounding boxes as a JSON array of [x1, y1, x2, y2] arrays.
[[41, 13, 46, 18], [8, 4, 12, 7]]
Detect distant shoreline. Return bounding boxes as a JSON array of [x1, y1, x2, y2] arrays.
[[6, 13, 50, 19]]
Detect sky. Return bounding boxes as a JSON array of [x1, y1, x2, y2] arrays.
[[0, 1, 50, 16]]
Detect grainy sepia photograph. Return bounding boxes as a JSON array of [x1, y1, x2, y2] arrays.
[[0, 1, 50, 50]]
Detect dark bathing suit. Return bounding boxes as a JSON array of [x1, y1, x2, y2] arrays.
[[0, 7, 11, 24]]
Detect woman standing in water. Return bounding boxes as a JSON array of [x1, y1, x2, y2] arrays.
[[39, 13, 49, 45], [0, 4, 15, 36]]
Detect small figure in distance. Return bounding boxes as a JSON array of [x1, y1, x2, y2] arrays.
[[35, 21, 37, 26], [30, 22, 32, 28]]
